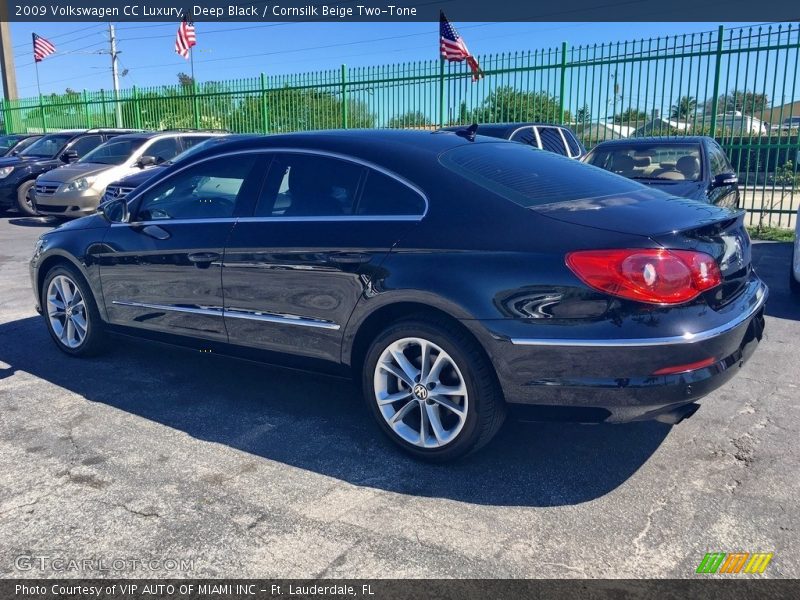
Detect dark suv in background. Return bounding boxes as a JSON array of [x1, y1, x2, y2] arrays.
[[0, 128, 140, 216], [0, 134, 42, 157], [443, 122, 585, 158]]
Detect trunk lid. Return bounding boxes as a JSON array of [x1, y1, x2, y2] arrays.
[[535, 191, 751, 307]]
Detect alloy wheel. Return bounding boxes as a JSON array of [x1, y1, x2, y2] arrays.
[[373, 337, 468, 448], [46, 275, 88, 349]]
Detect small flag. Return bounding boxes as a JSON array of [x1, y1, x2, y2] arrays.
[[439, 11, 483, 82], [175, 17, 197, 60], [32, 33, 56, 63]]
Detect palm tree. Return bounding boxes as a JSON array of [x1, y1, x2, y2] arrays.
[[670, 96, 697, 120]]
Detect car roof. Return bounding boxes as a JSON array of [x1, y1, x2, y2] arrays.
[[591, 136, 711, 147], [101, 131, 226, 142]]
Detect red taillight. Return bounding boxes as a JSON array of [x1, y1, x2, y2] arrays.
[[566, 249, 722, 305], [652, 357, 717, 375]]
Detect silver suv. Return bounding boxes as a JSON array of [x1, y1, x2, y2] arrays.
[[33, 131, 225, 218]]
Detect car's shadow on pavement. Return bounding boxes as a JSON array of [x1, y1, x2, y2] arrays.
[[751, 241, 800, 321], [5, 215, 62, 228], [0, 315, 669, 508]]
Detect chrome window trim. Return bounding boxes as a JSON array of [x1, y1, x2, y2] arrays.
[[510, 282, 767, 347], [509, 126, 540, 149], [121, 147, 429, 223], [111, 300, 340, 330]]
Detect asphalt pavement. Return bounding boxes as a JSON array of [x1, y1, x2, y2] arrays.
[[0, 214, 798, 578]]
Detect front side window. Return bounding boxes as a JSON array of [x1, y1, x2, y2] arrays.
[[144, 137, 181, 163], [136, 155, 258, 221], [67, 135, 103, 158], [80, 138, 146, 165], [256, 153, 364, 217]]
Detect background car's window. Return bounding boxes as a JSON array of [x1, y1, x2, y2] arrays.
[[0, 135, 22, 152], [20, 134, 73, 158], [10, 136, 39, 154], [180, 136, 213, 152], [510, 127, 540, 148], [145, 137, 181, 164], [708, 144, 732, 176], [80, 138, 146, 165], [536, 126, 569, 156], [356, 170, 426, 216], [68, 135, 103, 158], [563, 129, 582, 157], [256, 154, 363, 217], [584, 143, 703, 181], [440, 142, 648, 208], [136, 155, 258, 221]]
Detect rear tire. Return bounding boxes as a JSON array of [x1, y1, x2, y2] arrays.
[[16, 180, 38, 216], [362, 318, 505, 461], [41, 264, 107, 356]]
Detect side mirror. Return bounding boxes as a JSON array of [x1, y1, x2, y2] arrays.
[[713, 173, 738, 187], [100, 198, 129, 223], [137, 155, 157, 169], [60, 150, 79, 163]]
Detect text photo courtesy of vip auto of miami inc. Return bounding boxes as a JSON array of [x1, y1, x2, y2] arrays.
[[0, 0, 799, 598]]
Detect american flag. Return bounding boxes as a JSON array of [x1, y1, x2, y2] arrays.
[[175, 18, 197, 60], [439, 11, 483, 81], [32, 33, 56, 63]]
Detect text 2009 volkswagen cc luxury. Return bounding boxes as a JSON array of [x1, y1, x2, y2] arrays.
[[30, 130, 767, 461]]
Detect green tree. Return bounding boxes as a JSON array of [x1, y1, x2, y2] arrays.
[[670, 96, 697, 120], [613, 107, 648, 125], [388, 110, 432, 129], [575, 104, 591, 124], [706, 90, 769, 115], [470, 86, 570, 124]]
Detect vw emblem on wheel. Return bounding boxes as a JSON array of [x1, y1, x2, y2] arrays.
[[413, 383, 429, 401]]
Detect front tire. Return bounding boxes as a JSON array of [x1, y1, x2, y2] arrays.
[[362, 318, 505, 461], [16, 180, 38, 216], [42, 265, 107, 356]]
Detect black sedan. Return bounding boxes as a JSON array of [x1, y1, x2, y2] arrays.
[[30, 130, 767, 461], [583, 136, 740, 208]]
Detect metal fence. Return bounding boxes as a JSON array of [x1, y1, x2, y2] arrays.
[[2, 23, 799, 227]]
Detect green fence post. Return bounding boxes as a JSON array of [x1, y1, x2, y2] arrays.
[[192, 81, 201, 129], [340, 64, 348, 129], [100, 89, 108, 126], [83, 90, 92, 128], [38, 92, 47, 133], [559, 41, 568, 125], [438, 58, 446, 127], [133, 86, 142, 129], [260, 73, 270, 133], [709, 25, 725, 136]]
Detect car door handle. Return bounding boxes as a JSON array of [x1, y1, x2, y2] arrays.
[[140, 225, 170, 240], [326, 252, 371, 265], [188, 252, 221, 264]]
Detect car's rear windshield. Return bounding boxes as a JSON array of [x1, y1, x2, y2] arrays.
[[438, 142, 643, 207], [20, 134, 73, 158], [584, 142, 703, 182], [79, 138, 147, 165]]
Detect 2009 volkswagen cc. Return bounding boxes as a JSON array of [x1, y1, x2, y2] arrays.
[[30, 130, 767, 461]]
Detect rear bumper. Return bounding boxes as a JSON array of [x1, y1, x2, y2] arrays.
[[478, 278, 768, 423]]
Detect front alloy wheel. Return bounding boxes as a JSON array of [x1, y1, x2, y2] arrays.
[[42, 265, 106, 356], [363, 319, 505, 461]]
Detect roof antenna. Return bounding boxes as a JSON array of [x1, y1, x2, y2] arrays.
[[456, 123, 479, 142]]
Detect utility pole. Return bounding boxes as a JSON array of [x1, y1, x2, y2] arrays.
[[108, 23, 122, 127], [0, 21, 19, 102]]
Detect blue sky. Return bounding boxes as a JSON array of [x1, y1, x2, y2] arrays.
[[5, 21, 764, 97]]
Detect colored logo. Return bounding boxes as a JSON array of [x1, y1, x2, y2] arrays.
[[696, 552, 773, 574]]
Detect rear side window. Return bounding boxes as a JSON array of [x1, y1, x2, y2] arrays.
[[357, 171, 426, 216], [536, 126, 569, 156], [146, 137, 181, 163], [255, 153, 364, 217], [439, 142, 644, 208]]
